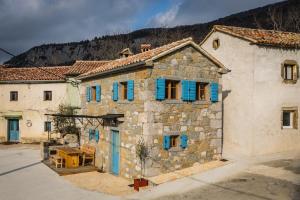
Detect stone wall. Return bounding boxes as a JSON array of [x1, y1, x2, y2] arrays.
[[81, 45, 223, 179]]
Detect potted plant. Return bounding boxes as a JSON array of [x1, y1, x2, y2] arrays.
[[134, 137, 149, 191]]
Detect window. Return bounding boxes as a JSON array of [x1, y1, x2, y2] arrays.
[[281, 61, 298, 83], [170, 135, 179, 148], [196, 82, 209, 101], [213, 39, 220, 49], [284, 64, 294, 80], [10, 91, 18, 101], [165, 80, 179, 100], [91, 86, 96, 101], [120, 82, 128, 100], [44, 121, 51, 132], [44, 91, 52, 101], [282, 108, 298, 129]]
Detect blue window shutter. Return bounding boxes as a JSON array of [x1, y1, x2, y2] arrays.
[[96, 85, 101, 102], [189, 81, 196, 101], [127, 80, 134, 101], [210, 82, 219, 102], [156, 79, 166, 100], [89, 129, 93, 141], [113, 82, 119, 101], [163, 135, 171, 150], [86, 86, 91, 102], [95, 129, 100, 143], [180, 134, 188, 149], [181, 80, 189, 101]]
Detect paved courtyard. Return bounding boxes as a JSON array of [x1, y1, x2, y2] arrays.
[[0, 144, 119, 200], [1, 144, 300, 200]]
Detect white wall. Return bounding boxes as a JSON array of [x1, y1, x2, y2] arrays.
[[201, 31, 300, 157], [0, 81, 81, 142]]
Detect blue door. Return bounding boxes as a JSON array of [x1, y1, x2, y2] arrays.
[[8, 119, 19, 142], [111, 130, 120, 175]]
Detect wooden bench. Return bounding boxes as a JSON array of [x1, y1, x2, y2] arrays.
[[50, 155, 64, 168], [81, 144, 96, 166]]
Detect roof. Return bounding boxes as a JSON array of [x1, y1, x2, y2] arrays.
[[79, 37, 228, 79], [0, 66, 72, 82], [206, 25, 300, 49], [66, 60, 109, 75]]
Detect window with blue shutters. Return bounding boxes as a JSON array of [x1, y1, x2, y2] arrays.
[[182, 80, 196, 101], [163, 135, 170, 150], [113, 82, 119, 101], [196, 82, 209, 101], [156, 78, 166, 100], [127, 80, 134, 101], [180, 134, 188, 149], [189, 81, 196, 101], [88, 129, 94, 141], [210, 82, 219, 102], [96, 85, 101, 102], [95, 129, 100, 142], [181, 80, 189, 101], [86, 86, 91, 102]]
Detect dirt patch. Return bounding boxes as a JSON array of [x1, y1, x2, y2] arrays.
[[263, 159, 300, 174], [63, 171, 135, 196]]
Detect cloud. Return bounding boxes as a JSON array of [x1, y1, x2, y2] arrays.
[[0, 0, 151, 63], [148, 0, 283, 27], [149, 3, 181, 28]]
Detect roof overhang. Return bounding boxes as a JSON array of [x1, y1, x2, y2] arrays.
[[0, 80, 66, 84], [77, 61, 147, 81]]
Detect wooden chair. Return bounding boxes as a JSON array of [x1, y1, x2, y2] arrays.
[[50, 155, 63, 168], [81, 144, 96, 166]]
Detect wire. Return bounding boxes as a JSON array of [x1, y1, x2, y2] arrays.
[[0, 47, 78, 85]]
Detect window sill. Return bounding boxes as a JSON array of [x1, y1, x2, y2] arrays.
[[117, 100, 131, 104], [168, 146, 183, 152], [282, 80, 297, 84]]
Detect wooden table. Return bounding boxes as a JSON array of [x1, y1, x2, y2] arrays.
[[56, 147, 82, 168]]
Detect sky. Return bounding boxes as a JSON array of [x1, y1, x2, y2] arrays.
[[0, 0, 283, 64]]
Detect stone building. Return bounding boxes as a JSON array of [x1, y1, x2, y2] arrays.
[[78, 38, 229, 179], [201, 25, 300, 157], [0, 62, 100, 143]]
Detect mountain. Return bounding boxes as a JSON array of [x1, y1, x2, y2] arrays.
[[5, 0, 300, 67]]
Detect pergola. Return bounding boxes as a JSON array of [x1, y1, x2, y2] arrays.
[[45, 113, 124, 141]]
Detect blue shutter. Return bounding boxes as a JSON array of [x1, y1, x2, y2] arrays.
[[86, 86, 91, 102], [89, 129, 93, 141], [96, 85, 101, 102], [163, 135, 171, 150], [95, 129, 100, 143], [189, 81, 196, 101], [127, 80, 134, 101], [181, 80, 189, 101], [210, 82, 219, 102], [156, 79, 166, 100], [180, 134, 188, 149], [113, 82, 119, 101]]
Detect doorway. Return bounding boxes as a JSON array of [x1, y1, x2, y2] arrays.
[[8, 119, 19, 142]]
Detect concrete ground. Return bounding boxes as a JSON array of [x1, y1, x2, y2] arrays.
[[128, 152, 300, 200], [0, 144, 119, 200], [1, 144, 300, 200], [64, 171, 135, 196]]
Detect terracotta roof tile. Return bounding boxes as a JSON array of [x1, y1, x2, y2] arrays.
[[0, 66, 72, 81], [80, 37, 195, 78], [214, 25, 300, 48], [66, 60, 109, 75]]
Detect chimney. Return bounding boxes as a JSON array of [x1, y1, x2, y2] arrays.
[[141, 44, 151, 52], [119, 48, 133, 58]]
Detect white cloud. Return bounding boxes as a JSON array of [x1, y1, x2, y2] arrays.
[[149, 3, 181, 27]]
